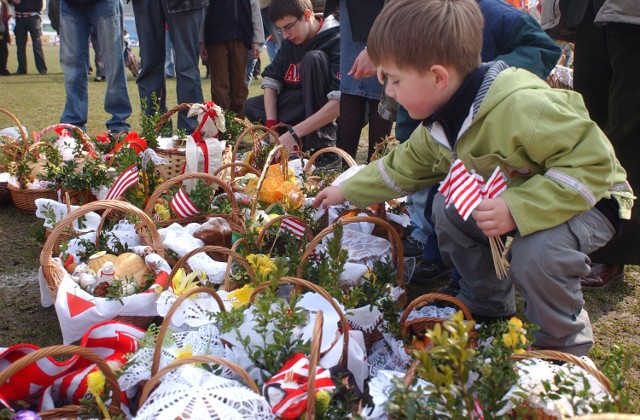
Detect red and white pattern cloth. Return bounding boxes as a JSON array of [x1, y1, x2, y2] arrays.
[[438, 159, 508, 220], [0, 321, 144, 412]]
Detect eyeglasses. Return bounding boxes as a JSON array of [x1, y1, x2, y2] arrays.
[[276, 17, 299, 34]]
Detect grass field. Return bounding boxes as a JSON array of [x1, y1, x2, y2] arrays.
[[1, 44, 265, 135], [1, 44, 640, 413]]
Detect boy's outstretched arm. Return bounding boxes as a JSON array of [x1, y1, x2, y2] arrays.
[[312, 186, 346, 208], [472, 197, 517, 237]]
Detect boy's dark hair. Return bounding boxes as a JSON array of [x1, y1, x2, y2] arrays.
[[269, 0, 313, 22], [368, 0, 483, 76]]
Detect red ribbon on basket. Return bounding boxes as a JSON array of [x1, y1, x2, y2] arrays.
[[105, 132, 147, 160], [263, 353, 335, 419], [189, 102, 222, 174]]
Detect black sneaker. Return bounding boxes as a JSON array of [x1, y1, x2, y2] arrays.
[[411, 261, 451, 285], [402, 235, 425, 257], [437, 279, 461, 297]]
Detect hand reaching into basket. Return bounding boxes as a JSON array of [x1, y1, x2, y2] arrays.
[[312, 186, 346, 208]]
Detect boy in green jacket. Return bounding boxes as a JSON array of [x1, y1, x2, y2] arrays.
[[312, 0, 633, 356]]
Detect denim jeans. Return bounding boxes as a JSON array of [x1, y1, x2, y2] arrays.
[[59, 0, 131, 132], [132, 0, 204, 131], [164, 31, 175, 78]]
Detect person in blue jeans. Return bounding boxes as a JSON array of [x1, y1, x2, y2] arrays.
[[59, 0, 131, 134], [132, 0, 206, 132], [396, 0, 561, 292]]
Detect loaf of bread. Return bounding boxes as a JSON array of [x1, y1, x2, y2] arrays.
[[193, 217, 232, 249]]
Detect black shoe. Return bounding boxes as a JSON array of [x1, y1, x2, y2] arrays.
[[0, 70, 11, 76], [39, 70, 48, 75], [14, 70, 26, 75], [94, 75, 105, 82], [411, 261, 451, 285], [402, 235, 425, 257], [437, 279, 461, 297]]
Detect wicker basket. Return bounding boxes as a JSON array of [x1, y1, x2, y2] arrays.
[[297, 215, 405, 350], [33, 123, 96, 155], [153, 103, 247, 180], [166, 244, 256, 292], [0, 344, 124, 418], [510, 350, 616, 420], [212, 161, 261, 193], [230, 123, 282, 173], [400, 293, 477, 353], [142, 172, 245, 234], [39, 200, 165, 328], [8, 184, 57, 213]]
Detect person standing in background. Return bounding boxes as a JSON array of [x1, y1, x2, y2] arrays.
[[59, 0, 131, 134], [202, 0, 263, 118], [565, 0, 640, 289], [0, 0, 11, 75], [132, 0, 207, 132], [8, 0, 47, 75], [323, 0, 393, 161]]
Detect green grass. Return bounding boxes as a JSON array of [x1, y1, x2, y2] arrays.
[[1, 44, 264, 135], [2, 43, 639, 414]]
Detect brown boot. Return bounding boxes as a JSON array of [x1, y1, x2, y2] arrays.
[[580, 263, 624, 290]]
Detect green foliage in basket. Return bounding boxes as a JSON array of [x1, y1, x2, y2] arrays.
[[43, 157, 110, 193], [216, 291, 311, 384], [217, 109, 245, 147], [385, 314, 632, 419], [187, 180, 216, 214], [140, 92, 165, 149], [9, 147, 38, 189], [64, 232, 130, 263]]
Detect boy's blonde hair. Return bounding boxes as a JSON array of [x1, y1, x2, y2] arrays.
[[368, 0, 484, 76]]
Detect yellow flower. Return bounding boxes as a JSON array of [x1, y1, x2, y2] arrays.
[[508, 317, 523, 329], [171, 268, 204, 296], [227, 284, 255, 308], [87, 370, 105, 396], [502, 317, 527, 353], [246, 253, 277, 283], [174, 343, 193, 360]]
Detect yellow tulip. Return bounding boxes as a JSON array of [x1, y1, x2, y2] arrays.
[[227, 284, 255, 308], [171, 268, 204, 296]]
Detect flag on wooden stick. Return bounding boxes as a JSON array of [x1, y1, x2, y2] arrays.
[[105, 164, 139, 200]]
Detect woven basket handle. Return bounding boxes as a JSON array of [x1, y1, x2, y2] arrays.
[[141, 355, 261, 407], [249, 276, 350, 365], [143, 172, 241, 223], [304, 309, 324, 420], [297, 215, 404, 288], [212, 161, 260, 185], [510, 349, 612, 393], [303, 146, 357, 174], [0, 108, 29, 152], [33, 123, 96, 156], [39, 200, 165, 301], [254, 214, 314, 248], [154, 103, 194, 134], [0, 344, 122, 416], [399, 293, 474, 335], [150, 286, 227, 376], [231, 123, 282, 162], [166, 245, 256, 294]]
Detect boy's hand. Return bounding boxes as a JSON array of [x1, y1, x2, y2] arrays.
[[472, 197, 516, 237], [312, 186, 346, 208]]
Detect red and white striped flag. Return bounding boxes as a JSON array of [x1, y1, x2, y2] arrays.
[[105, 164, 139, 200], [481, 166, 508, 199], [438, 159, 468, 206], [170, 187, 201, 219], [279, 217, 306, 239]]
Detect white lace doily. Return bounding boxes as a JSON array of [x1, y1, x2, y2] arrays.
[[134, 364, 275, 420], [119, 324, 229, 393], [318, 229, 392, 265], [156, 290, 230, 329], [367, 333, 411, 378], [496, 357, 613, 418], [405, 305, 458, 323], [159, 223, 227, 284]]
